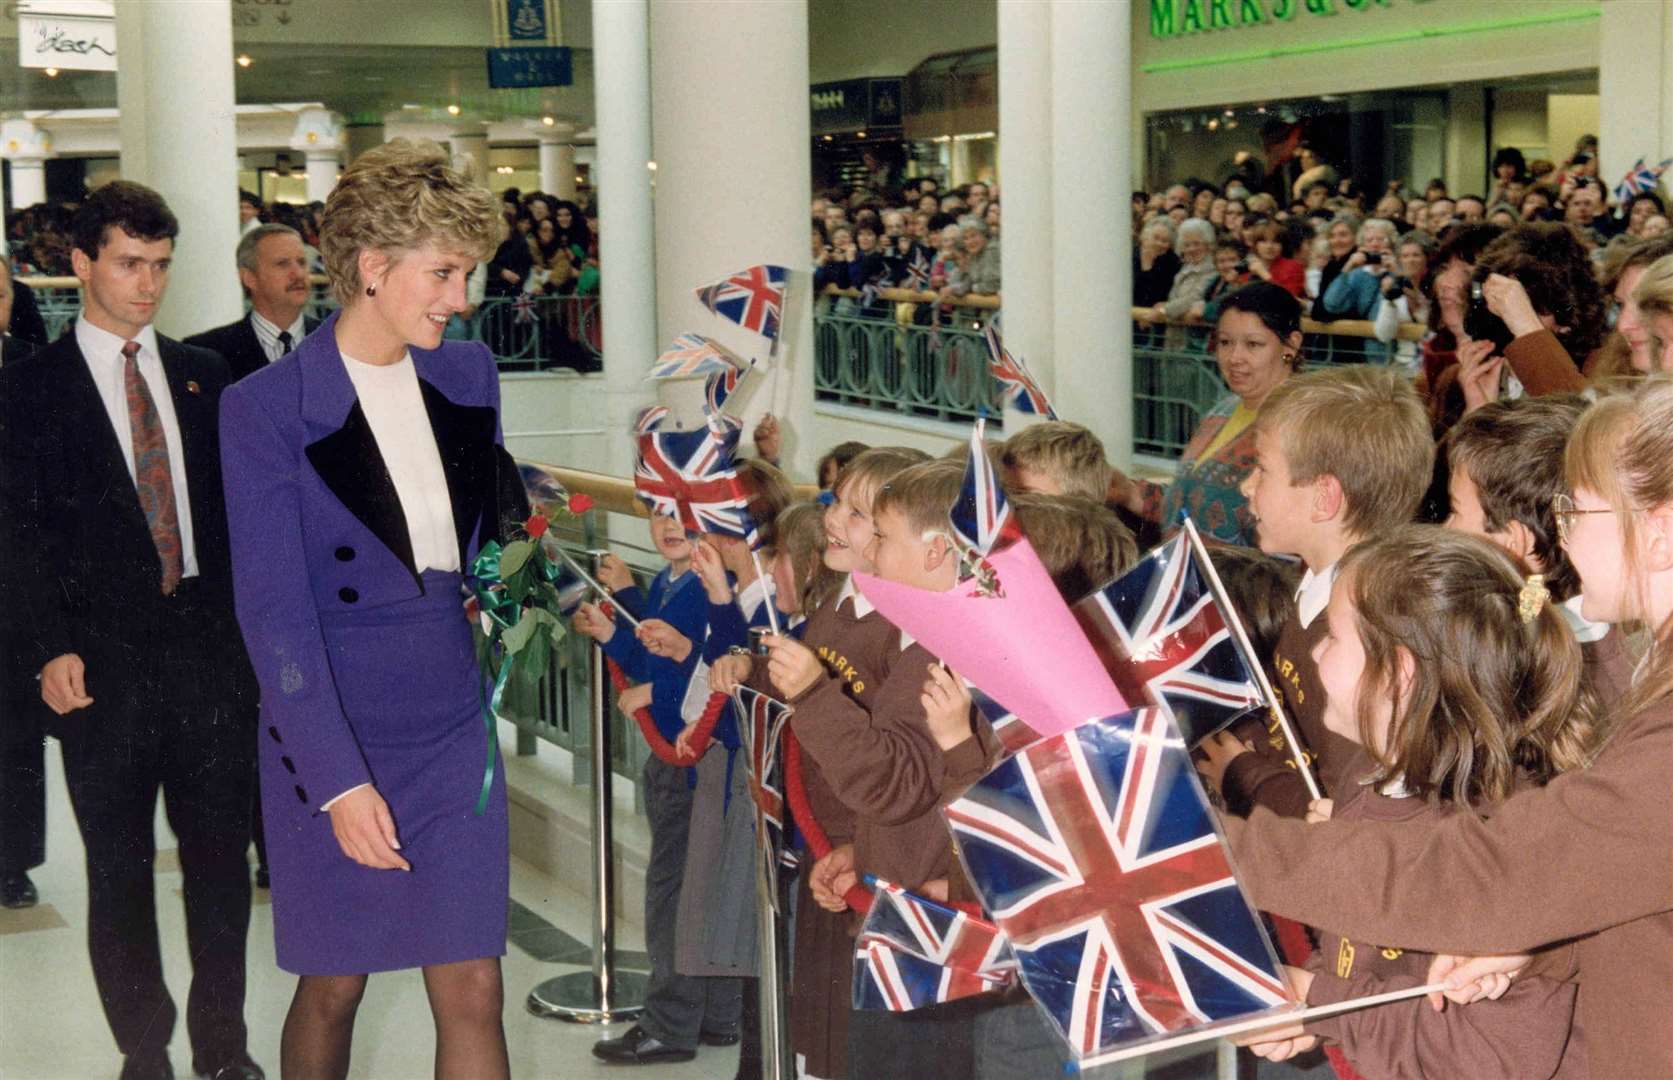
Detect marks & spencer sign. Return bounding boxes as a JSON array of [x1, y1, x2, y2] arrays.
[[1150, 0, 1428, 39]]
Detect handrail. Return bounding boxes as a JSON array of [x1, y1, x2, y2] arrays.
[[1131, 306, 1425, 343], [19, 273, 334, 289], [821, 284, 1001, 310], [528, 462, 819, 516]]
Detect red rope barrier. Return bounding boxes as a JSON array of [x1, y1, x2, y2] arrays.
[[603, 653, 728, 768], [784, 728, 873, 913]]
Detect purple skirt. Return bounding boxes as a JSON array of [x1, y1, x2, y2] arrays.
[[263, 571, 508, 975]]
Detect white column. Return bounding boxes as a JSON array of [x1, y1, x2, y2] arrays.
[[1599, 0, 1673, 197], [537, 122, 578, 200], [997, 0, 1055, 437], [450, 127, 491, 177], [115, 0, 242, 337], [113, 2, 150, 183], [593, 0, 659, 477], [290, 108, 344, 203], [1049, 0, 1130, 466], [344, 120, 386, 164], [0, 119, 53, 209], [650, 0, 814, 475]]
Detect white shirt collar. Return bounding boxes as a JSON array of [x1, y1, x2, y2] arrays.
[[839, 575, 914, 651], [1296, 561, 1339, 630], [76, 315, 159, 363], [1559, 594, 1610, 643], [250, 307, 306, 345]]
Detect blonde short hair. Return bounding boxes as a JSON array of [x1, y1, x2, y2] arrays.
[[1011, 493, 1136, 601], [833, 446, 933, 512], [1000, 421, 1112, 502], [1257, 366, 1433, 538], [873, 459, 966, 539], [320, 139, 502, 306]]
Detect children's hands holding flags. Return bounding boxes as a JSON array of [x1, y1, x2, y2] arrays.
[[709, 653, 752, 696], [810, 843, 858, 913], [920, 664, 974, 750], [597, 553, 636, 592], [574, 602, 617, 644], [637, 619, 693, 663], [1237, 965, 1317, 1062], [763, 635, 823, 699], [691, 540, 733, 604], [1425, 953, 1528, 1010]]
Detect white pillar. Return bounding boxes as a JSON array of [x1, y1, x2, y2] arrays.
[[115, 0, 242, 337], [1050, 0, 1130, 466], [113, 2, 150, 183], [593, 0, 659, 477], [537, 123, 579, 200], [450, 127, 491, 178], [997, 0, 1054, 435], [0, 120, 52, 210], [650, 0, 814, 475], [344, 120, 386, 165], [1599, 0, 1673, 199], [290, 108, 344, 203]]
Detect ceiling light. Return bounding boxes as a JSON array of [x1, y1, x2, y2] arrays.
[[447, 104, 461, 116], [856, 131, 866, 138], [236, 55, 252, 68], [542, 116, 555, 126], [44, 67, 59, 77]]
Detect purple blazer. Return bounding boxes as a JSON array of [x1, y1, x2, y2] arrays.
[[218, 311, 524, 810]]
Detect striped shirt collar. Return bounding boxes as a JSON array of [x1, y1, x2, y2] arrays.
[[250, 308, 306, 362]]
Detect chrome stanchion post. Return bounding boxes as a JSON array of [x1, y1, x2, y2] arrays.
[[757, 855, 793, 1080], [528, 550, 648, 1023]]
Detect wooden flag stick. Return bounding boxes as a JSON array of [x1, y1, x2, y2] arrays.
[[1069, 981, 1447, 1071], [748, 546, 782, 636], [1181, 515, 1323, 802]]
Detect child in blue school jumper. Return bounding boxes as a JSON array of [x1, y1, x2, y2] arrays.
[[574, 512, 725, 1065]]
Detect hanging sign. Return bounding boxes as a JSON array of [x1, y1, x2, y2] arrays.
[[18, 0, 116, 72]]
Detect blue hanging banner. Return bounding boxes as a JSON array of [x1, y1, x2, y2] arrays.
[[486, 45, 573, 89]]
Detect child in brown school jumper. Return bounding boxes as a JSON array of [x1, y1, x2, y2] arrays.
[[1240, 527, 1591, 1078], [1223, 377, 1673, 1080], [720, 446, 926, 1080], [1199, 365, 1434, 816]]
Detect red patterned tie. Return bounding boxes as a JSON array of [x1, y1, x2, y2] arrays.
[[123, 340, 183, 595]]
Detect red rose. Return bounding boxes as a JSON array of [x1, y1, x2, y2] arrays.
[[525, 514, 550, 539], [569, 493, 594, 514]]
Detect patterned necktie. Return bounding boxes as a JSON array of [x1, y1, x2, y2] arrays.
[[277, 330, 294, 356], [123, 340, 184, 595]]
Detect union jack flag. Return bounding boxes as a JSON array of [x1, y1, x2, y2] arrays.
[[970, 686, 1043, 758], [903, 246, 932, 291], [1072, 534, 1263, 747], [950, 418, 1022, 560], [512, 292, 537, 324], [703, 365, 746, 418], [1615, 157, 1672, 205], [734, 685, 794, 906], [985, 322, 1057, 418], [633, 412, 758, 544], [647, 332, 745, 381], [853, 878, 1016, 1012], [946, 708, 1292, 1058], [694, 264, 788, 345]]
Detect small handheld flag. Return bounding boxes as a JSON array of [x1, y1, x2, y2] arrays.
[[647, 332, 747, 382], [984, 322, 1057, 418], [734, 685, 795, 908], [694, 264, 789, 348], [633, 411, 759, 545], [852, 877, 1016, 1012]]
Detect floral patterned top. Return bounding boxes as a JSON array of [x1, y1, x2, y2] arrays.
[[1137, 393, 1259, 546]]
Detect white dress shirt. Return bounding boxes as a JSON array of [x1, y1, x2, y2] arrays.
[[340, 350, 459, 574], [250, 309, 307, 363], [76, 317, 200, 579]]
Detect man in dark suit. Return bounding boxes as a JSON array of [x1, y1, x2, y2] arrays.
[[185, 223, 319, 381], [0, 253, 43, 909], [0, 181, 263, 1080]]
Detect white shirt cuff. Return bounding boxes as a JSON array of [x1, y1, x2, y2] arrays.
[[320, 782, 370, 812]]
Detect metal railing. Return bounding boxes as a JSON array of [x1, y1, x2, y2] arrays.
[[21, 276, 602, 374]]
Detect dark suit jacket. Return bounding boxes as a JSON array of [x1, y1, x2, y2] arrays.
[[0, 334, 33, 367], [185, 312, 322, 382], [0, 332, 255, 739], [219, 310, 527, 806]]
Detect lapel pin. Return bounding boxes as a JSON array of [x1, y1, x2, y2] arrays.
[[186, 380, 201, 394]]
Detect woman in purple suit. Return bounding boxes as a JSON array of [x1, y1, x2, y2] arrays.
[[220, 140, 525, 1079]]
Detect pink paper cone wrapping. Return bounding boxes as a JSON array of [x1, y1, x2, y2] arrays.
[[853, 540, 1127, 740]]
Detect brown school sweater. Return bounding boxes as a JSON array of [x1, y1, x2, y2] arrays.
[[1300, 779, 1584, 1080], [1223, 641, 1673, 1080], [1221, 612, 1361, 818]]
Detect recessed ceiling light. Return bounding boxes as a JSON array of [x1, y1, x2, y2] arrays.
[[447, 104, 462, 116], [236, 55, 252, 68], [44, 67, 60, 77], [542, 116, 555, 126]]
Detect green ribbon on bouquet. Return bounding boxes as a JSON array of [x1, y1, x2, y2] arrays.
[[466, 538, 566, 815]]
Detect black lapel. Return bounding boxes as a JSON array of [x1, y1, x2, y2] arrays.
[[305, 404, 417, 581], [52, 338, 151, 540], [240, 316, 266, 366], [418, 378, 499, 564]]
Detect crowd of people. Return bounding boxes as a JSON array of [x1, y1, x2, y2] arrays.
[[6, 125, 1673, 1080]]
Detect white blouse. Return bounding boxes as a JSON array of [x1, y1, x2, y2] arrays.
[[341, 350, 459, 573]]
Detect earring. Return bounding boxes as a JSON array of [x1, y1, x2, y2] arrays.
[[366, 283, 377, 298]]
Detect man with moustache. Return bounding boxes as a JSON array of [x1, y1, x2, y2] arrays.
[[186, 224, 319, 381], [0, 181, 262, 1080]]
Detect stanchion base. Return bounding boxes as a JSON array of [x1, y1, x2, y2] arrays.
[[526, 970, 650, 1024]]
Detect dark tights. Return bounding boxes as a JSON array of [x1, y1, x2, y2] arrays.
[[280, 958, 508, 1080]]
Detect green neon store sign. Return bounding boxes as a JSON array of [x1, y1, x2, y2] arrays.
[[1151, 0, 1412, 40]]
